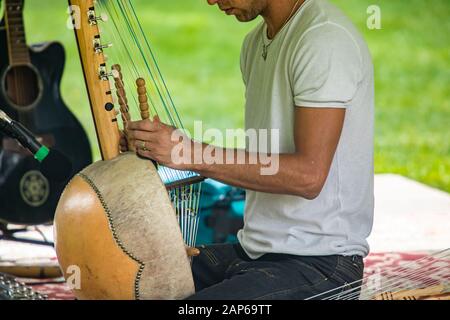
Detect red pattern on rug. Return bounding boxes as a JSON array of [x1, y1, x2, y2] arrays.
[[24, 252, 443, 300], [362, 251, 449, 294], [28, 281, 75, 301]]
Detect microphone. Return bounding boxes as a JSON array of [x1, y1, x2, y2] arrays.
[[0, 109, 73, 182]]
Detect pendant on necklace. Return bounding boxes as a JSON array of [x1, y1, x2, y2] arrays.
[[262, 45, 268, 60]]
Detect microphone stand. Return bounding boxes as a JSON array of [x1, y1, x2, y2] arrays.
[[0, 223, 55, 247], [0, 110, 56, 247]]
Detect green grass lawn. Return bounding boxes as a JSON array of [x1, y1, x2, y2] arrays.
[[17, 0, 450, 192]]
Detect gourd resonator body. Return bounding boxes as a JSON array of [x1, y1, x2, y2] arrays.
[[54, 153, 195, 300]]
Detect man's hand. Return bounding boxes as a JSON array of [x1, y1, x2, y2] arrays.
[[127, 117, 191, 171], [119, 131, 129, 153]]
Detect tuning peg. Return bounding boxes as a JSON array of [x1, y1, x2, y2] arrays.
[[88, 9, 109, 25], [98, 65, 116, 81], [93, 37, 113, 54]]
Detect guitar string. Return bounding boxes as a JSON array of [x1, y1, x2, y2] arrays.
[[97, 0, 188, 183], [97, 0, 188, 187], [125, 2, 177, 126], [318, 267, 446, 300], [306, 249, 450, 300], [326, 256, 449, 300], [118, 0, 180, 128], [350, 250, 450, 300], [98, 1, 155, 121], [308, 250, 449, 300], [128, 0, 185, 130], [96, 0, 203, 247]]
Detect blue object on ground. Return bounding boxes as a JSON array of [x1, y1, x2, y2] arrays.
[[196, 179, 245, 246]]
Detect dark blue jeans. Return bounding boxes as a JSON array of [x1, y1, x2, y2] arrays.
[[187, 243, 364, 300]]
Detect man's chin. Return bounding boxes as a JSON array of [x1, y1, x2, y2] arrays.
[[234, 13, 258, 22], [222, 7, 258, 22]]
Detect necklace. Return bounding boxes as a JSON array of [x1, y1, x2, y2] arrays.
[[262, 0, 303, 60]]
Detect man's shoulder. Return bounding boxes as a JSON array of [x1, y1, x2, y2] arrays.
[[283, 0, 371, 69], [289, 0, 367, 53]]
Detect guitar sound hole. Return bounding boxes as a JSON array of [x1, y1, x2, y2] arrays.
[[3, 65, 42, 109]]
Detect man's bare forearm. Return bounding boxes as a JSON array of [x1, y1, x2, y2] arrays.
[[126, 108, 344, 199], [187, 143, 325, 200]]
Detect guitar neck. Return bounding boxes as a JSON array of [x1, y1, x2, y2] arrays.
[[4, 0, 30, 65]]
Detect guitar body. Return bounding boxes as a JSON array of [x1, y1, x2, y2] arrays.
[[0, 16, 92, 225]]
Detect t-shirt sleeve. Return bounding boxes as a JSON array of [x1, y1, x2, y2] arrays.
[[292, 23, 362, 108]]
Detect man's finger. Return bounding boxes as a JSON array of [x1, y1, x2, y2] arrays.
[[135, 140, 157, 151], [136, 148, 156, 160], [186, 247, 200, 257], [127, 130, 157, 142], [127, 119, 158, 132]]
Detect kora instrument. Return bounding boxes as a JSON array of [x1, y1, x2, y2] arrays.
[[55, 0, 204, 300]]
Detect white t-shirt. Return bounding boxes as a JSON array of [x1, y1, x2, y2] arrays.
[[237, 0, 375, 259]]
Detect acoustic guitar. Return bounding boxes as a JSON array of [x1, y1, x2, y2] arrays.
[[0, 0, 92, 225]]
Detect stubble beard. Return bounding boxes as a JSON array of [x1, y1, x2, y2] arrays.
[[234, 0, 267, 22]]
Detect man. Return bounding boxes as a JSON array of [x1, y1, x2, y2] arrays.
[[125, 0, 374, 300]]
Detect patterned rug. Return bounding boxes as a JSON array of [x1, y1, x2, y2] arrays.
[[17, 251, 448, 300], [360, 250, 449, 300]]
